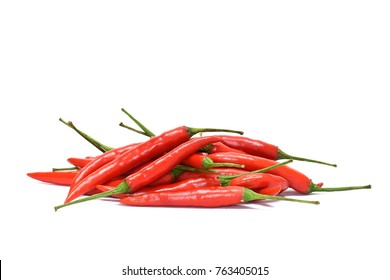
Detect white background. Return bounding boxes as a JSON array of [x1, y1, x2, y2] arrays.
[[1, 1, 389, 279]]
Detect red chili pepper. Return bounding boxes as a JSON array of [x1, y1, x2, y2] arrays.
[[26, 171, 114, 196], [204, 142, 247, 154], [59, 126, 243, 207], [65, 127, 204, 203], [209, 152, 370, 194], [70, 142, 139, 188], [218, 135, 337, 167], [255, 185, 282, 196], [182, 153, 245, 169], [67, 157, 93, 169], [55, 136, 239, 210], [135, 165, 289, 195], [27, 171, 78, 186], [119, 186, 319, 207], [175, 167, 247, 182], [229, 173, 289, 193], [176, 160, 290, 191], [112, 136, 224, 193], [96, 177, 221, 198]]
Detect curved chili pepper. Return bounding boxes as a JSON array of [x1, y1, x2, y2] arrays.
[[27, 171, 78, 186], [115, 136, 221, 191], [182, 153, 245, 169], [119, 186, 319, 207], [59, 126, 242, 207], [209, 152, 370, 194], [70, 142, 140, 188], [55, 136, 232, 210], [67, 157, 93, 169], [255, 185, 283, 196], [65, 127, 199, 203], [229, 173, 289, 192], [218, 135, 337, 167], [203, 142, 247, 154]]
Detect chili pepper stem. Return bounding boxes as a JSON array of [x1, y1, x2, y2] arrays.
[[119, 122, 149, 137], [219, 160, 293, 186], [201, 157, 244, 169], [59, 118, 113, 152], [243, 188, 319, 205], [54, 181, 130, 211], [308, 183, 371, 193], [174, 165, 217, 173], [186, 127, 244, 137], [278, 148, 337, 167], [121, 108, 155, 137], [52, 166, 78, 171]]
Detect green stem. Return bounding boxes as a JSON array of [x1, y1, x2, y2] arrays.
[[200, 144, 212, 153], [59, 118, 112, 152], [119, 122, 149, 137], [169, 165, 216, 181], [121, 108, 155, 137], [243, 188, 320, 205], [52, 166, 78, 171], [54, 181, 130, 211], [278, 148, 337, 167], [202, 157, 244, 169], [308, 183, 371, 193], [219, 160, 293, 186], [186, 127, 244, 137], [174, 165, 217, 173]]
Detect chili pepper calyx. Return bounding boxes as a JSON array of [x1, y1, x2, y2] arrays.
[[201, 157, 245, 169]]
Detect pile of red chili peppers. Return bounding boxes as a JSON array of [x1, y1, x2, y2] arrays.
[[27, 109, 371, 210]]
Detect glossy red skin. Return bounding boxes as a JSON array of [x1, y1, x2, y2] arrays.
[[181, 153, 208, 169], [125, 136, 222, 193], [133, 177, 221, 196], [95, 178, 128, 198], [175, 168, 247, 182], [148, 173, 176, 186], [67, 157, 93, 169], [209, 142, 247, 154], [100, 177, 221, 198], [219, 135, 279, 160], [255, 185, 282, 196], [27, 171, 78, 186], [208, 152, 312, 194], [70, 143, 139, 187], [65, 127, 192, 203], [27, 171, 107, 195], [119, 186, 244, 208], [229, 173, 288, 192]]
